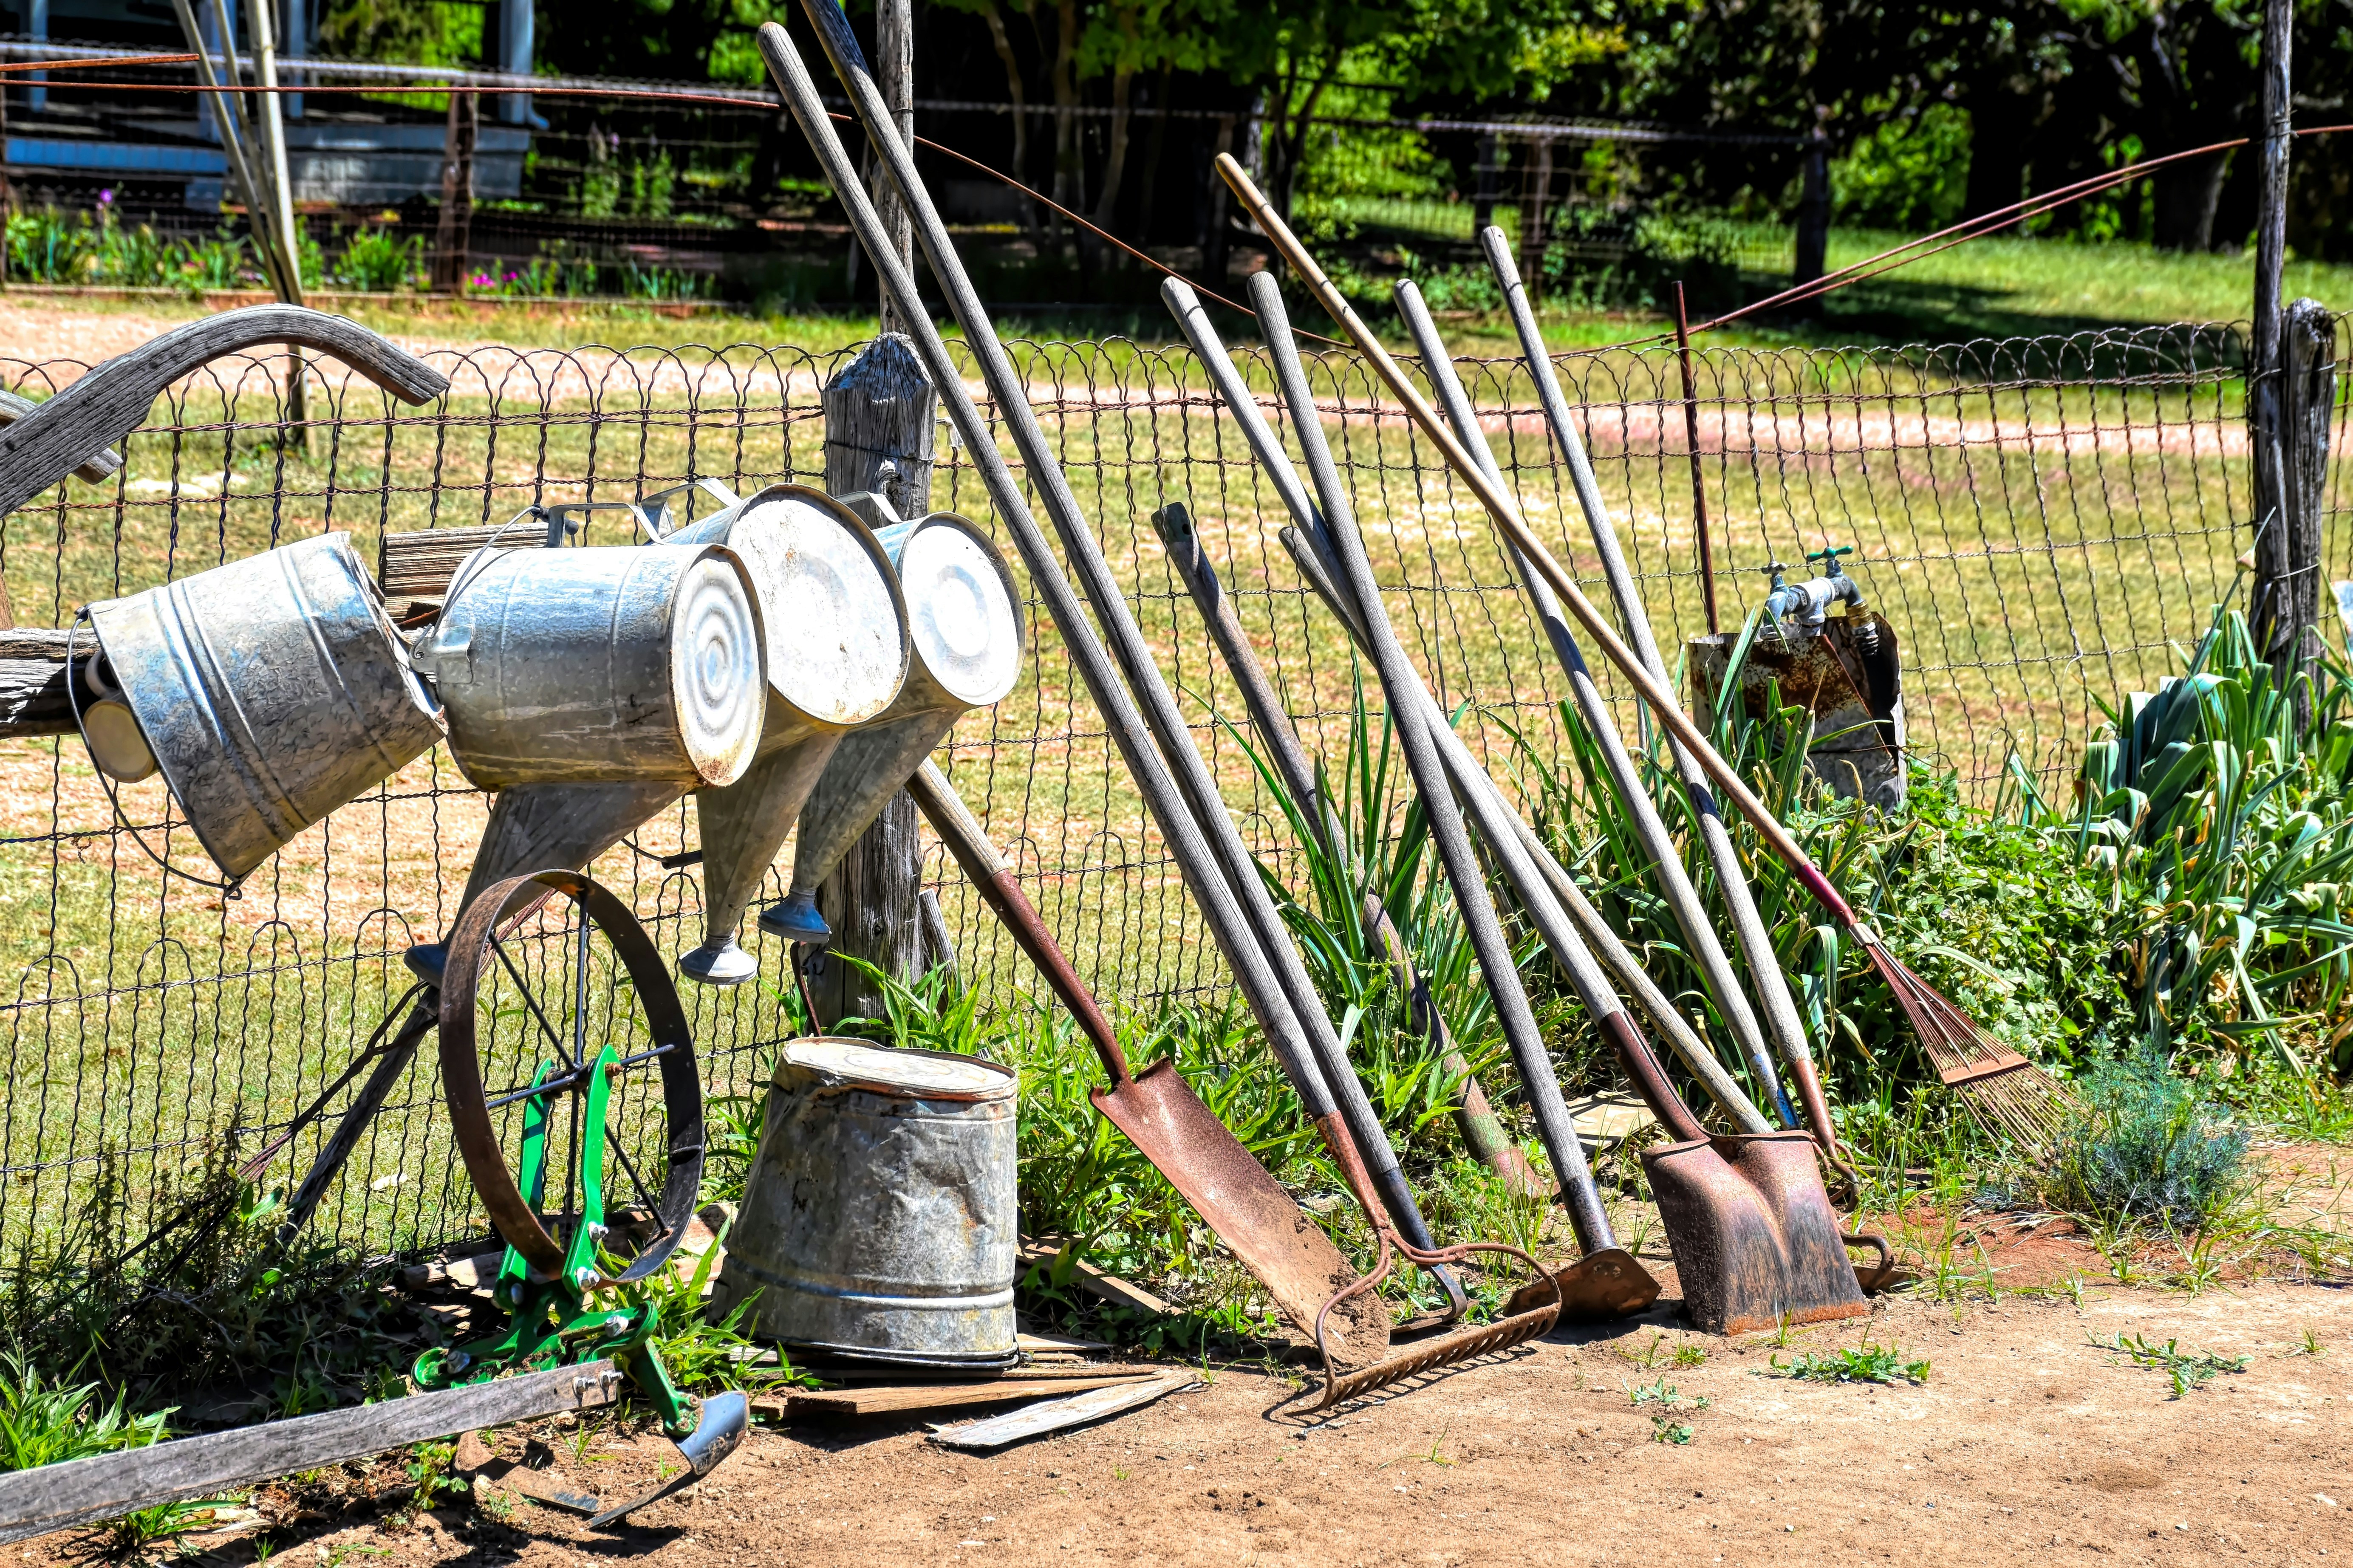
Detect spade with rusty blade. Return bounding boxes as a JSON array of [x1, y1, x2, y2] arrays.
[[907, 760, 1391, 1361]]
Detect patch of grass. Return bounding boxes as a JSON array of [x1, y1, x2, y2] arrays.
[[2091, 1330, 2249, 1397], [0, 1351, 172, 1472], [1767, 1338, 1931, 1386], [88, 1497, 234, 1558]]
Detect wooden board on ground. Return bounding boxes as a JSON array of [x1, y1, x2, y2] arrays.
[[0, 1361, 624, 1545], [755, 1372, 1161, 1419], [928, 1371, 1201, 1451]]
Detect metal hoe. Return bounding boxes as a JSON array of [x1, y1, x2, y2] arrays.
[[764, 11, 1472, 1318], [907, 761, 1391, 1359]]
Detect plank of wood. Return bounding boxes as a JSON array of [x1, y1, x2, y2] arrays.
[[928, 1371, 1200, 1451], [800, 1363, 1145, 1386], [0, 1360, 622, 1546], [1016, 1243, 1175, 1317], [754, 1372, 1159, 1419], [377, 524, 545, 601], [1016, 1331, 1109, 1354]]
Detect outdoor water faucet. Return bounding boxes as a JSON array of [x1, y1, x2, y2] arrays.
[[1759, 542, 1869, 639]]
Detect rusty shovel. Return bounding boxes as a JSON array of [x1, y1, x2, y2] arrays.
[[907, 761, 1393, 1364], [1511, 1011, 1878, 1336]]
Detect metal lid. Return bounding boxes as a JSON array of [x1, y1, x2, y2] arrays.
[[775, 1040, 1016, 1101]]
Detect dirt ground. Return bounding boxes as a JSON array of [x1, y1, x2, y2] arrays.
[[28, 1270, 2342, 1568]]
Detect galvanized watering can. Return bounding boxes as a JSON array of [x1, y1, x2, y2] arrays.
[[710, 1039, 1019, 1367], [665, 484, 909, 985], [415, 537, 769, 792], [84, 532, 445, 881], [759, 498, 1024, 948]]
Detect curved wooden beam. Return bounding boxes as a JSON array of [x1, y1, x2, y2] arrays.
[[0, 305, 450, 518]]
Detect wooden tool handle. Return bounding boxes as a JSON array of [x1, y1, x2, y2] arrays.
[[1212, 154, 1859, 934], [908, 761, 1133, 1086]]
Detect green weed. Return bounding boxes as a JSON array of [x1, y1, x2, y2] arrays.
[[1768, 1338, 1931, 1385], [2053, 1044, 2251, 1226], [2091, 1330, 2249, 1397], [0, 1352, 172, 1472]]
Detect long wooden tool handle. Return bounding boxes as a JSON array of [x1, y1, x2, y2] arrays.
[[907, 761, 1133, 1087], [1213, 155, 1861, 935]]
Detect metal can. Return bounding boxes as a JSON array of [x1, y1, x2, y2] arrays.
[[86, 531, 444, 879], [421, 542, 766, 791], [712, 1039, 1019, 1367]]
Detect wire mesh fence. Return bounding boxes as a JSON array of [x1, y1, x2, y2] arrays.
[[0, 312, 2309, 1294]]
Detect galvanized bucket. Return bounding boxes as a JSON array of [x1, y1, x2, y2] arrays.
[[86, 531, 444, 880], [419, 542, 767, 791], [711, 1039, 1019, 1367], [667, 486, 909, 986], [761, 511, 1023, 945]]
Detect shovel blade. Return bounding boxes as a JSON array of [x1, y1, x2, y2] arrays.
[[1091, 1061, 1391, 1365], [1643, 1131, 1868, 1336]]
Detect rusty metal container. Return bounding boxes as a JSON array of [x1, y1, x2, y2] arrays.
[[710, 1039, 1019, 1367], [665, 486, 908, 986], [760, 510, 1023, 944], [85, 531, 444, 879], [418, 542, 767, 791]]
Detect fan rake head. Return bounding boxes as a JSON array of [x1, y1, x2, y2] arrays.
[[1862, 939, 2078, 1155]]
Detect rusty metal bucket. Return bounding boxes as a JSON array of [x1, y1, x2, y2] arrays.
[[419, 541, 768, 791], [86, 531, 445, 880], [666, 485, 909, 985], [710, 1039, 1020, 1367], [760, 508, 1023, 945]]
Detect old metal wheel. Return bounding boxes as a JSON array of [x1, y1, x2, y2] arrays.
[[438, 869, 704, 1285]]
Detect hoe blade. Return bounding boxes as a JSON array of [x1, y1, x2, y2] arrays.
[[1092, 1061, 1391, 1365], [1506, 1245, 1661, 1321], [1643, 1131, 1868, 1336]]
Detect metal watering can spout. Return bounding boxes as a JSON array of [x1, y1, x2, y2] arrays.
[[665, 486, 911, 985], [759, 510, 1025, 948]]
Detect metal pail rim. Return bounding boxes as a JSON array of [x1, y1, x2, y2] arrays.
[[772, 1038, 1015, 1102]]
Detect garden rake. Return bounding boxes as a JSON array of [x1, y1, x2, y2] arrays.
[[1216, 155, 2076, 1160]]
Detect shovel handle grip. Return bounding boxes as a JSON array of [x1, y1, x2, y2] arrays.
[[908, 760, 1132, 1087]]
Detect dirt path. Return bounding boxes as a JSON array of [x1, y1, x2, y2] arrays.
[[46, 1276, 2339, 1567]]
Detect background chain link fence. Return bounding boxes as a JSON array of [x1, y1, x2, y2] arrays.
[[0, 316, 2308, 1286]]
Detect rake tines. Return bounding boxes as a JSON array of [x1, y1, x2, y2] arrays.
[[1863, 942, 2077, 1155]]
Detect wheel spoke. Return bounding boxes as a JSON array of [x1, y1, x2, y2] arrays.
[[605, 1119, 663, 1225], [489, 935, 580, 1069]]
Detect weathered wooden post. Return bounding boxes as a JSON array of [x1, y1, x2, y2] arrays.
[[433, 90, 478, 294], [1790, 113, 1830, 317], [809, 322, 938, 1027], [2248, 0, 2325, 708]]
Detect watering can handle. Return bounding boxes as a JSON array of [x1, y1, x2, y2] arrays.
[[0, 305, 451, 518]]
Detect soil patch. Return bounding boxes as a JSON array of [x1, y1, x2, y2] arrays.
[[27, 1279, 2351, 1566]]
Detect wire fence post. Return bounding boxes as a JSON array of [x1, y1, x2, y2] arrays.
[[432, 89, 477, 294], [1518, 135, 1553, 305], [811, 333, 937, 1026], [2250, 0, 2308, 698], [875, 0, 916, 335]]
